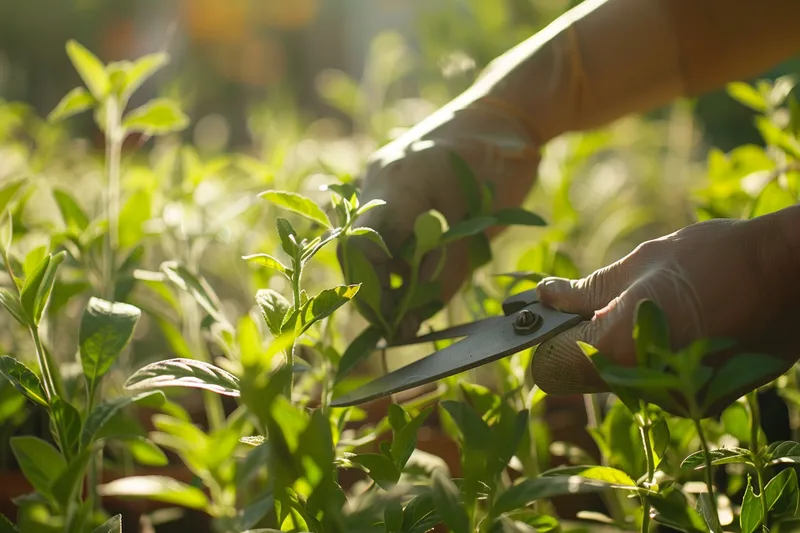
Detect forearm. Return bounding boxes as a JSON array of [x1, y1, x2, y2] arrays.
[[468, 0, 800, 144], [752, 204, 800, 312]]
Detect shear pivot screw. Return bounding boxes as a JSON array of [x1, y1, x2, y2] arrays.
[[514, 310, 542, 334]]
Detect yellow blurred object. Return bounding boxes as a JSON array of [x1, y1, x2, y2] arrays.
[[181, 0, 318, 45]]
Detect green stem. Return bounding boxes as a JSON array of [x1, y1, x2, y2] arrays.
[[585, 395, 628, 525], [391, 264, 419, 339], [29, 326, 59, 404], [693, 418, 719, 518], [639, 409, 655, 533], [103, 98, 123, 301], [747, 392, 769, 529]]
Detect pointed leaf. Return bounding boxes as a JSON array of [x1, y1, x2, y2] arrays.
[[161, 261, 227, 324], [48, 86, 95, 123], [52, 188, 90, 232], [98, 475, 210, 510], [493, 207, 546, 227], [431, 470, 470, 533], [79, 298, 141, 394], [696, 493, 722, 533], [391, 406, 434, 468], [680, 447, 753, 469], [703, 353, 787, 410], [336, 326, 382, 381], [348, 227, 391, 257], [50, 398, 82, 459], [633, 299, 670, 367], [32, 251, 66, 324], [727, 82, 768, 112], [0, 288, 27, 325], [122, 53, 169, 100], [260, 190, 332, 228], [66, 40, 110, 99], [19, 254, 51, 324], [297, 284, 360, 333], [441, 217, 497, 243], [0, 356, 47, 406], [765, 466, 800, 517], [244, 253, 291, 278], [125, 358, 240, 397], [350, 453, 401, 490], [448, 152, 482, 217], [764, 441, 800, 465], [80, 391, 165, 449], [541, 465, 636, 487], [122, 98, 189, 134], [0, 514, 19, 533], [493, 476, 618, 515], [10, 436, 66, 500], [256, 289, 291, 338], [52, 449, 92, 508], [413, 210, 447, 261], [91, 514, 122, 533], [355, 199, 386, 216], [740, 478, 763, 533]]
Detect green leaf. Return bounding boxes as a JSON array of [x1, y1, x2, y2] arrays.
[[740, 477, 764, 533], [764, 441, 800, 465], [125, 437, 169, 467], [633, 299, 670, 367], [0, 356, 47, 406], [98, 475, 210, 511], [260, 190, 332, 228], [440, 400, 493, 452], [0, 179, 25, 219], [122, 98, 189, 135], [493, 476, 618, 515], [296, 284, 360, 333], [161, 261, 227, 325], [47, 87, 95, 123], [0, 289, 27, 326], [342, 244, 383, 320], [50, 398, 82, 459], [727, 82, 768, 112], [52, 188, 90, 232], [244, 253, 291, 279], [10, 436, 66, 500], [493, 207, 546, 227], [441, 217, 496, 244], [33, 251, 66, 324], [348, 227, 392, 257], [599, 366, 682, 391], [703, 353, 787, 410], [80, 391, 165, 449], [448, 152, 482, 217], [91, 514, 122, 533], [384, 499, 403, 533], [66, 40, 110, 100], [121, 53, 169, 100], [756, 116, 800, 159], [765, 467, 800, 517], [541, 466, 637, 487], [256, 289, 291, 338], [125, 358, 240, 397], [750, 180, 796, 218], [336, 326, 382, 381], [350, 453, 401, 490], [647, 490, 708, 533], [467, 233, 492, 271], [79, 298, 141, 395], [680, 447, 753, 469], [391, 406, 434, 468], [431, 470, 470, 533], [413, 210, 447, 262], [275, 218, 299, 256], [19, 254, 51, 324], [0, 514, 19, 533], [696, 493, 722, 533], [51, 449, 92, 508], [355, 199, 386, 217]]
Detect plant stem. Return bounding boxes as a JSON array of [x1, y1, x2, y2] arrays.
[[693, 418, 719, 518], [747, 392, 769, 529], [103, 98, 123, 301], [638, 409, 655, 533], [28, 326, 59, 403]]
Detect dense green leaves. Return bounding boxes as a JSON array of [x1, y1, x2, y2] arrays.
[[431, 470, 470, 533], [79, 297, 141, 396], [703, 353, 787, 410], [125, 358, 241, 397]]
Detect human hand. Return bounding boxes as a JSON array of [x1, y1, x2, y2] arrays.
[[532, 214, 800, 412], [341, 97, 541, 340]]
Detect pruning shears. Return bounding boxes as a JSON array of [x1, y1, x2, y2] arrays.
[[330, 286, 582, 407]]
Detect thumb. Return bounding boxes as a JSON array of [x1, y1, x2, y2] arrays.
[[536, 262, 629, 318]]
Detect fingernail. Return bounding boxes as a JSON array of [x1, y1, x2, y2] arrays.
[[538, 277, 571, 295]]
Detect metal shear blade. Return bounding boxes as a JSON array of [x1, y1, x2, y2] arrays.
[[330, 291, 581, 407]]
